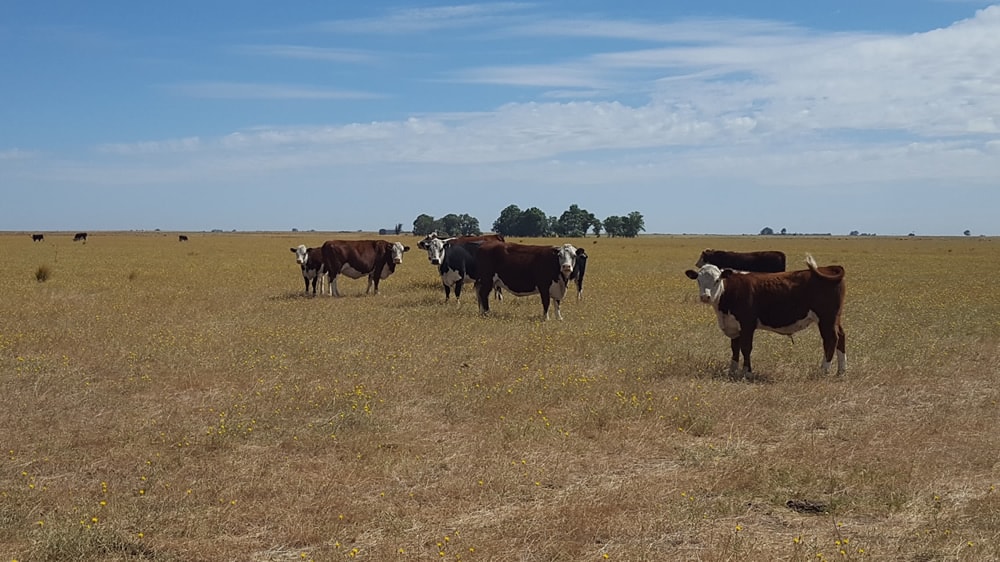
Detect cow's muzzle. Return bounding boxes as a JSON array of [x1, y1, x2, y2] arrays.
[[699, 294, 712, 303], [431, 259, 440, 265]]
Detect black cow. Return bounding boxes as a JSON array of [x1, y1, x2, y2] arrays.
[[290, 244, 328, 295], [696, 249, 786, 273], [32, 234, 44, 242], [178, 235, 189, 242], [475, 242, 586, 320], [73, 232, 88, 242]]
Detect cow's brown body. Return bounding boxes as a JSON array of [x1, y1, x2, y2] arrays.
[[320, 240, 409, 296], [475, 241, 584, 320]]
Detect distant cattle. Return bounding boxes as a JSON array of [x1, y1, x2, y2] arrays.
[[290, 245, 328, 295], [320, 240, 410, 297], [32, 234, 44, 242], [419, 235, 505, 303], [178, 235, 189, 242], [685, 255, 846, 377], [696, 249, 786, 273], [475, 242, 587, 320], [73, 232, 88, 242]]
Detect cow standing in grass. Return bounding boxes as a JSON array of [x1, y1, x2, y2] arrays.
[[290, 245, 328, 295], [475, 242, 587, 320], [320, 240, 410, 297], [685, 255, 846, 377]]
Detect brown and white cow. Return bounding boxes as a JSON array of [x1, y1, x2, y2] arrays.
[[696, 249, 786, 273], [416, 231, 504, 261], [320, 240, 410, 297], [475, 242, 586, 320], [685, 255, 846, 377], [290, 244, 328, 295]]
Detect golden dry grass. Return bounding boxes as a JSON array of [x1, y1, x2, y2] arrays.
[[2, 231, 999, 561]]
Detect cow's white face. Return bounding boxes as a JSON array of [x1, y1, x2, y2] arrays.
[[556, 244, 577, 275], [422, 237, 446, 265], [391, 242, 410, 264], [685, 264, 724, 304], [291, 245, 309, 265]]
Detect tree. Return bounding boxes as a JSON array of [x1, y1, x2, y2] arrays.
[[620, 211, 645, 238], [850, 230, 860, 236], [555, 204, 593, 237], [518, 207, 550, 237], [603, 216, 623, 237], [492, 205, 522, 237], [457, 214, 481, 236], [964, 229, 972, 236], [780, 227, 787, 235], [591, 218, 603, 238], [413, 214, 437, 236], [394, 223, 403, 235], [760, 227, 775, 235]]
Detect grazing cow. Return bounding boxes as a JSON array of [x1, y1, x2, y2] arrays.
[[475, 242, 587, 320], [32, 234, 44, 242], [178, 235, 189, 242], [685, 255, 846, 377], [320, 240, 410, 297], [420, 235, 503, 303], [290, 244, 328, 295], [696, 249, 786, 273], [73, 232, 88, 242]]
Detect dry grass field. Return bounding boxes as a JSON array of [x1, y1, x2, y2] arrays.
[[2, 231, 999, 562]]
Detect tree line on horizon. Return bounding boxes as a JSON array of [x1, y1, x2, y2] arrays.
[[411, 204, 645, 238]]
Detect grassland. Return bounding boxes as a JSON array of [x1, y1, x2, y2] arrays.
[[2, 231, 999, 562]]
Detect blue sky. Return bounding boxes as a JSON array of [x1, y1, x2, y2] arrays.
[[2, 1, 999, 235]]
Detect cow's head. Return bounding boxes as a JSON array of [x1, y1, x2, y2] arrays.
[[290, 245, 310, 265], [555, 244, 578, 276], [420, 236, 446, 265], [695, 249, 713, 268], [685, 264, 729, 304], [391, 242, 410, 264], [416, 232, 439, 250]]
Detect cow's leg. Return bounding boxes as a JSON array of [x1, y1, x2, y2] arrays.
[[303, 275, 310, 293], [738, 327, 755, 378], [495, 286, 503, 301], [836, 323, 847, 374], [367, 274, 378, 295], [443, 283, 452, 302], [539, 289, 551, 321], [454, 280, 463, 304], [729, 338, 741, 376], [818, 322, 838, 374], [309, 275, 317, 295], [330, 275, 341, 297], [477, 278, 492, 315], [553, 298, 563, 321]]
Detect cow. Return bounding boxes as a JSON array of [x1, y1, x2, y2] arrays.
[[290, 244, 328, 295], [32, 234, 44, 242], [696, 249, 786, 273], [475, 242, 587, 320], [419, 235, 504, 303], [685, 255, 846, 378], [73, 232, 88, 242], [178, 235, 189, 242], [320, 240, 410, 297]]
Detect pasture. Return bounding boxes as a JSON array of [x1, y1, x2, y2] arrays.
[[2, 232, 999, 561]]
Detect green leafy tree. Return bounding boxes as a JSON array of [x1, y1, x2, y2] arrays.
[[760, 226, 775, 235], [603, 215, 623, 237], [620, 211, 645, 238], [438, 214, 463, 236], [413, 214, 437, 236], [555, 204, 593, 237], [493, 205, 522, 237], [457, 214, 482, 236], [591, 218, 603, 237], [518, 207, 550, 237]]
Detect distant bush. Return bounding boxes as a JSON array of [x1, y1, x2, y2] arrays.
[[35, 265, 52, 282]]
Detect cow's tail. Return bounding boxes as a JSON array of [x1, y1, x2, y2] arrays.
[[805, 254, 845, 282]]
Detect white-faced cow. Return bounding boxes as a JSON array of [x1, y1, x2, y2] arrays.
[[320, 240, 410, 297], [696, 249, 786, 273], [290, 244, 328, 295], [475, 242, 587, 320], [418, 235, 504, 303], [685, 255, 846, 377]]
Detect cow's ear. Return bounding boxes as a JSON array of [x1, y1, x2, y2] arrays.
[[685, 270, 698, 279], [721, 269, 734, 279], [290, 247, 296, 253], [403, 245, 410, 252]]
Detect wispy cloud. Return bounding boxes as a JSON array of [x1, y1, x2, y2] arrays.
[[233, 44, 379, 64], [165, 81, 386, 100], [0, 148, 36, 160], [310, 3, 531, 34]]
